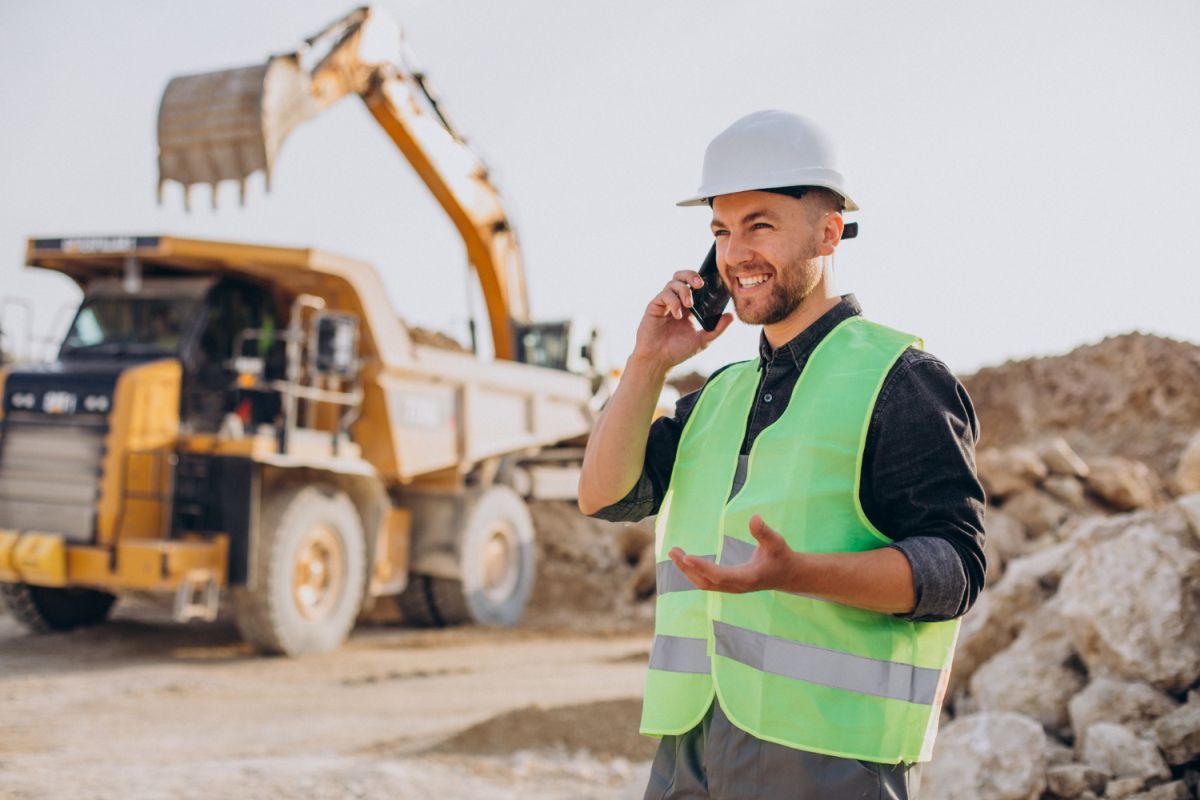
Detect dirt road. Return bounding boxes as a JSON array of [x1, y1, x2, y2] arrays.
[[0, 602, 658, 799]]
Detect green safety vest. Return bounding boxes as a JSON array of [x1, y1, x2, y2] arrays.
[[641, 316, 959, 764]]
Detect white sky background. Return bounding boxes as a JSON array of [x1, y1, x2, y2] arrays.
[[1, 0, 1198, 377]]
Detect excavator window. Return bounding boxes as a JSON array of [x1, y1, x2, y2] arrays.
[[515, 322, 571, 371]]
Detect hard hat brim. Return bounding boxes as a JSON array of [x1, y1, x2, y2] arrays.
[[676, 179, 859, 212]]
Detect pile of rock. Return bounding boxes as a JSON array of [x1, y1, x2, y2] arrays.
[[976, 437, 1174, 588], [923, 437, 1200, 799]]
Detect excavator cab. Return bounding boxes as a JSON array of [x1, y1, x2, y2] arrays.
[[514, 318, 600, 379]]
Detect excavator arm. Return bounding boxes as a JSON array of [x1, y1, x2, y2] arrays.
[[157, 6, 530, 359]]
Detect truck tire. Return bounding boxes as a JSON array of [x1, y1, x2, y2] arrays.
[[0, 582, 116, 632], [395, 574, 441, 627], [433, 485, 536, 627], [232, 485, 366, 656]]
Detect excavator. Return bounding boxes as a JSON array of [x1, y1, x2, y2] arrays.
[[158, 5, 594, 370], [0, 6, 602, 654]]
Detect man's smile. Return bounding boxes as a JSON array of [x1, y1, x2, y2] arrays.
[[734, 273, 773, 293]]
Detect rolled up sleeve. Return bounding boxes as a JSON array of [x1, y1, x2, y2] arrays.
[[861, 351, 987, 622]]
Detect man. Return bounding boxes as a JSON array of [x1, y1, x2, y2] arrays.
[[577, 111, 986, 799]]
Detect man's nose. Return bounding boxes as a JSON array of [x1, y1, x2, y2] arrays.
[[724, 231, 754, 268]]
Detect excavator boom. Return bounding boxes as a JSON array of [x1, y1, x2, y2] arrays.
[[157, 6, 530, 358]]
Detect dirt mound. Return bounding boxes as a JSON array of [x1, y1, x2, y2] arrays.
[[409, 325, 472, 353], [427, 698, 656, 761], [524, 501, 655, 633], [961, 333, 1200, 475]]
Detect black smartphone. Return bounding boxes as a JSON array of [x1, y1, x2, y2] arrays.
[[689, 244, 731, 332]]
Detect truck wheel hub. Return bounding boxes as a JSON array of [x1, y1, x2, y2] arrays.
[[481, 522, 519, 602], [292, 523, 345, 621]]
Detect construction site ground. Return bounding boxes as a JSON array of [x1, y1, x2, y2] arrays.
[[0, 599, 658, 800]]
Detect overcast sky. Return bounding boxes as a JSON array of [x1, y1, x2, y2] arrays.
[[2, 0, 1198, 376]]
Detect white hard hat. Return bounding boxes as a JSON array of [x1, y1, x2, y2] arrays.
[[677, 110, 858, 211]]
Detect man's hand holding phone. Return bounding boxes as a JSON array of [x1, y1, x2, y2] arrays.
[[579, 246, 732, 514], [631, 246, 733, 371]]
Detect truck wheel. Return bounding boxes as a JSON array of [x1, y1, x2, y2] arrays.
[[433, 485, 536, 627], [0, 582, 116, 632], [232, 485, 366, 655]]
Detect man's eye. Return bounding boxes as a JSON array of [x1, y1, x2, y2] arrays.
[[712, 230, 729, 237], [752, 222, 773, 230]]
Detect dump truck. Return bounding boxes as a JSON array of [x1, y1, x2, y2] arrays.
[[0, 7, 602, 655]]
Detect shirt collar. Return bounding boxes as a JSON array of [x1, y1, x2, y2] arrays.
[[757, 294, 864, 371]]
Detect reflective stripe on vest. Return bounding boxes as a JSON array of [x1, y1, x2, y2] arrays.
[[649, 634, 710, 674], [655, 555, 714, 595], [640, 317, 960, 765], [712, 621, 942, 705]]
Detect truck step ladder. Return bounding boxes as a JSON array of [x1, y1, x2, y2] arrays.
[[173, 568, 220, 622]]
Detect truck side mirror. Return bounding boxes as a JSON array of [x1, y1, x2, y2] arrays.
[[312, 312, 359, 378]]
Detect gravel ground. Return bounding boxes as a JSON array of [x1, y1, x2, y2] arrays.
[[0, 604, 656, 799]]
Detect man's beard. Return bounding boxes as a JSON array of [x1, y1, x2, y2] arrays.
[[729, 239, 823, 325]]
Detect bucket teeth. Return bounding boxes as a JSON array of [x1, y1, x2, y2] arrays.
[[157, 57, 316, 209]]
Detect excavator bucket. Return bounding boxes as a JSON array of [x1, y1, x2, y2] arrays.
[[157, 56, 318, 210]]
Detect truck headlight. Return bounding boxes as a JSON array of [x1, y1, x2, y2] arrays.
[[83, 394, 111, 413]]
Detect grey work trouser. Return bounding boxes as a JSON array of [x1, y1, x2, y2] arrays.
[[643, 699, 920, 800]]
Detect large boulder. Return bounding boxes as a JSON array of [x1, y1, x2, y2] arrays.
[[1086, 457, 1159, 511], [1068, 678, 1179, 749], [1106, 777, 1151, 799], [984, 510, 1031, 585], [1154, 690, 1200, 766], [1043, 475, 1089, 511], [1001, 489, 1072, 537], [969, 606, 1086, 734], [1039, 437, 1091, 479], [1044, 764, 1108, 798], [979, 447, 1049, 500], [1066, 499, 1199, 551], [921, 712, 1047, 800], [949, 543, 1073, 697], [1080, 722, 1170, 782], [986, 509, 1030, 562], [1044, 736, 1075, 767], [1058, 524, 1200, 692]]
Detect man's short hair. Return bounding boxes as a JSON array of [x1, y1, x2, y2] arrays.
[[706, 186, 845, 215]]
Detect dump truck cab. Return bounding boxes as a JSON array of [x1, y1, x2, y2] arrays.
[[57, 274, 280, 429]]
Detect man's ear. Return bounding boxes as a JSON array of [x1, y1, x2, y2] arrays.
[[818, 212, 844, 256]]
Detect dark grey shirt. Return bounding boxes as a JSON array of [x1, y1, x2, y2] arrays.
[[590, 295, 986, 622]]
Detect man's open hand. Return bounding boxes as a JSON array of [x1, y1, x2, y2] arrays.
[[668, 514, 798, 594]]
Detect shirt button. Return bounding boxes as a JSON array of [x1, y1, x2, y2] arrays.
[[764, 393, 773, 403]]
